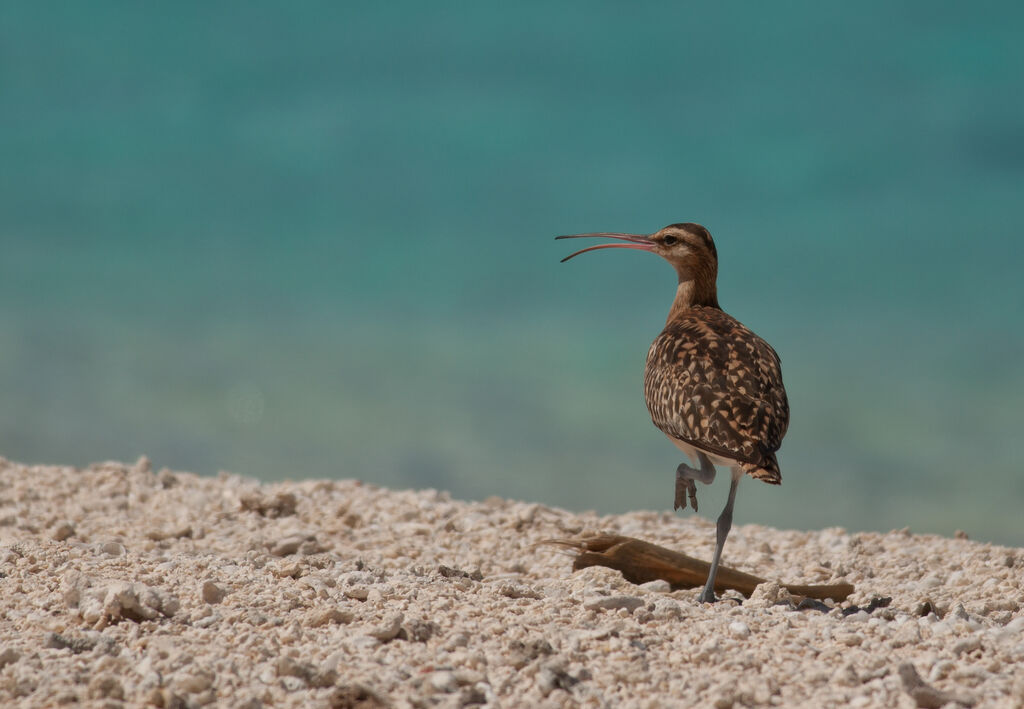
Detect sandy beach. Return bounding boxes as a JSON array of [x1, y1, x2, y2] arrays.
[[1, 457, 1021, 708]]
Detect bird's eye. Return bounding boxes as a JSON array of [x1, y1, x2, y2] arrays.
[[662, 236, 677, 246]]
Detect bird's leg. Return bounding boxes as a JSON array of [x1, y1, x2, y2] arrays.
[[699, 469, 742, 603], [673, 474, 696, 512], [674, 452, 716, 512]]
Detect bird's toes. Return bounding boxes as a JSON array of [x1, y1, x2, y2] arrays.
[[673, 478, 698, 512]]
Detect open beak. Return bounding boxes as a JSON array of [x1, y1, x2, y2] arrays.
[[555, 232, 655, 263]]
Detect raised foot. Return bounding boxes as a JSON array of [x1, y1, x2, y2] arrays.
[[675, 458, 716, 512], [674, 474, 698, 511]]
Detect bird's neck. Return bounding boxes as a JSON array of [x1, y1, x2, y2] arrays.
[[666, 275, 720, 324]]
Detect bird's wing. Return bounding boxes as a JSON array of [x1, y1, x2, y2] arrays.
[[643, 307, 789, 467]]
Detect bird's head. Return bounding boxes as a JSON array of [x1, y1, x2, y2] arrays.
[[557, 223, 718, 285]]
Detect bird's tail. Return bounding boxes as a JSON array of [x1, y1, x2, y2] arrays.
[[743, 454, 781, 485]]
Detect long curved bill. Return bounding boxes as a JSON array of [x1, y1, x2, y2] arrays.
[[555, 232, 655, 263]]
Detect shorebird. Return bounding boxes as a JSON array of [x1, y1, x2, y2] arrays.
[[557, 223, 790, 603]]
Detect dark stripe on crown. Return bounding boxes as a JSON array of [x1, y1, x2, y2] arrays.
[[668, 222, 717, 261]]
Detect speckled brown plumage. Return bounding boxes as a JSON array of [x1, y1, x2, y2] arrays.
[[557, 221, 791, 603], [643, 306, 789, 483]]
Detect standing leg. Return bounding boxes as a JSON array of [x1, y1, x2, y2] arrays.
[[674, 452, 716, 511], [698, 468, 741, 603]]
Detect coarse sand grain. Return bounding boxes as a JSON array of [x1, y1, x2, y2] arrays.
[[1, 457, 1022, 708]]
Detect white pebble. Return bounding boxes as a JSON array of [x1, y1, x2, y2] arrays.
[[429, 670, 458, 693], [583, 595, 644, 612], [51, 521, 75, 541], [100, 542, 125, 557], [638, 580, 671, 593], [367, 613, 403, 641], [729, 621, 751, 638]]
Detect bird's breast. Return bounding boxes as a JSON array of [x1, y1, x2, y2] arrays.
[[641, 307, 789, 469]]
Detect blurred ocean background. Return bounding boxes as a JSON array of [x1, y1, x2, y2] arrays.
[[2, 3, 1022, 545]]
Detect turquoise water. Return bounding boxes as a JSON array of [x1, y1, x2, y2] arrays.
[[2, 4, 1023, 544]]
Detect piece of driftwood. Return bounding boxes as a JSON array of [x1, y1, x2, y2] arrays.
[[546, 534, 853, 602]]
